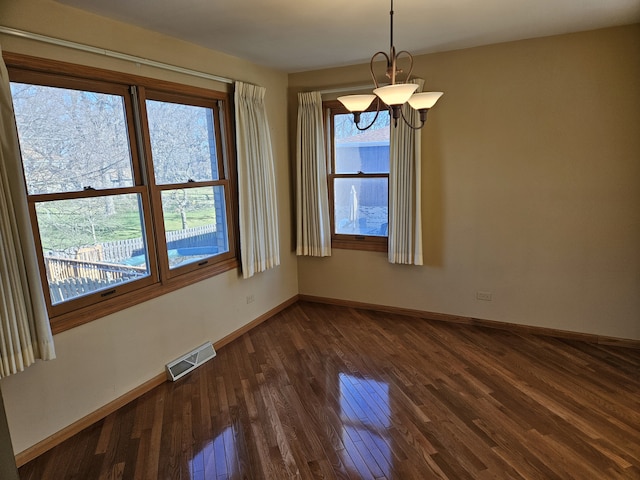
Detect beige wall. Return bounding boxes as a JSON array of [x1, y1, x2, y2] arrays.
[[291, 25, 640, 341], [0, 0, 297, 454], [1, 0, 638, 459]]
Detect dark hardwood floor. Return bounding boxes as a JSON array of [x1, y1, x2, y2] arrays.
[[19, 301, 640, 479]]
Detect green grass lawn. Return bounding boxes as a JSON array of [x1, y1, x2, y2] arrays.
[[38, 205, 216, 252]]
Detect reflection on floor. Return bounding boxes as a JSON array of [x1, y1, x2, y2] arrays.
[[190, 426, 236, 480], [340, 373, 391, 478]]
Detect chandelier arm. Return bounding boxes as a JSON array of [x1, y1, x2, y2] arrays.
[[370, 51, 390, 88], [400, 106, 427, 130], [395, 50, 414, 82], [355, 98, 383, 131]]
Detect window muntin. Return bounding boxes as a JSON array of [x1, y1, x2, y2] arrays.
[[8, 59, 238, 330], [327, 103, 390, 251]]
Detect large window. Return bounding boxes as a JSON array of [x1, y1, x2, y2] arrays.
[[8, 57, 237, 331], [326, 101, 389, 251]]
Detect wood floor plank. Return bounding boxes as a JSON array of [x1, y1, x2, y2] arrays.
[[19, 301, 640, 479]]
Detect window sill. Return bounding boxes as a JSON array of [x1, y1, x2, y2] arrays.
[[332, 237, 388, 253]]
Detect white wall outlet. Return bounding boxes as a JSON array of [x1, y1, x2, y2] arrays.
[[476, 291, 492, 301], [246, 294, 255, 304]]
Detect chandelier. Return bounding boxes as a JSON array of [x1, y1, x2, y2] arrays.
[[338, 0, 443, 131]]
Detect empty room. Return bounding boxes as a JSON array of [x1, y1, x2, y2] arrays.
[[0, 0, 639, 478]]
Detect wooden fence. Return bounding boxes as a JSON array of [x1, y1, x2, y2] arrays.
[[49, 277, 122, 304], [44, 256, 147, 283], [100, 238, 143, 263], [100, 224, 216, 262], [44, 257, 147, 304], [43, 224, 217, 303]]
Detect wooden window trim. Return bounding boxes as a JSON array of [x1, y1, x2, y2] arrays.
[[325, 100, 389, 253], [6, 52, 240, 334], [3, 52, 229, 99]]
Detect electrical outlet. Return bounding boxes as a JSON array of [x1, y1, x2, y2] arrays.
[[476, 291, 492, 301], [246, 294, 255, 304]]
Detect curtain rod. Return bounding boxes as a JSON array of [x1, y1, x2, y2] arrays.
[[0, 26, 234, 84]]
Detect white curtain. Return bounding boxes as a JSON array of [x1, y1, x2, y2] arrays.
[[234, 81, 280, 279], [296, 91, 331, 257], [388, 79, 424, 265], [0, 46, 56, 378]]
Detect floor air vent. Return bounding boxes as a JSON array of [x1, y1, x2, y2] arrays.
[[166, 342, 216, 381]]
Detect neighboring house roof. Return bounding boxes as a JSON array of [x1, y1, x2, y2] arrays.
[[336, 127, 389, 147]]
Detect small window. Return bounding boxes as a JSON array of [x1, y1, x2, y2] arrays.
[[326, 102, 389, 251]]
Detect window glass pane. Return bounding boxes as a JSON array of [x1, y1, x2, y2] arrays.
[[334, 112, 389, 174], [35, 194, 150, 305], [10, 82, 134, 195], [161, 186, 229, 269], [334, 177, 388, 236], [146, 100, 219, 184]]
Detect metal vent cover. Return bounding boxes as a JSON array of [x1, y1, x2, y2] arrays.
[[166, 342, 216, 382]]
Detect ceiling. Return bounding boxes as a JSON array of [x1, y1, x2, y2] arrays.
[[56, 0, 640, 73]]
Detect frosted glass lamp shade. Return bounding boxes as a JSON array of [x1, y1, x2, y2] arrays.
[[373, 83, 418, 106], [338, 94, 376, 112], [408, 92, 444, 110]]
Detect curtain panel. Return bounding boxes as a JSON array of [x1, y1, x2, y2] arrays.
[[388, 79, 424, 265], [296, 91, 331, 257], [234, 81, 280, 279], [0, 47, 56, 378]]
